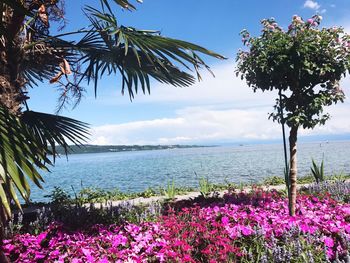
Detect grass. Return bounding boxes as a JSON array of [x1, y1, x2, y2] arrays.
[[263, 173, 350, 186]]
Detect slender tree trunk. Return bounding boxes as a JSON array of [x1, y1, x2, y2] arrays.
[[288, 125, 298, 216]]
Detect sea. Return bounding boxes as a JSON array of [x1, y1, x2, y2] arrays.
[[30, 140, 350, 202]]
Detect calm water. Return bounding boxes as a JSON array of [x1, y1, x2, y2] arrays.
[[30, 141, 350, 202]]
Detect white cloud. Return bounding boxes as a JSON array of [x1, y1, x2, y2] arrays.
[[303, 0, 321, 10], [88, 62, 277, 108], [90, 107, 280, 145], [88, 63, 350, 145], [299, 103, 350, 136], [90, 103, 350, 145]]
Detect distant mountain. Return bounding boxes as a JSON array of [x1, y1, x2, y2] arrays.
[[51, 144, 209, 155]]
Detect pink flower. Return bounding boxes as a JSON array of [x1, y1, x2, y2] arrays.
[[323, 237, 334, 247], [241, 226, 253, 236], [183, 254, 193, 262], [326, 248, 334, 259], [4, 191, 350, 262], [3, 243, 16, 252], [221, 216, 229, 226], [36, 232, 47, 245], [341, 207, 350, 215], [98, 257, 109, 263]]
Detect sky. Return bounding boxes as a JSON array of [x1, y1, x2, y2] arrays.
[[28, 0, 350, 145]]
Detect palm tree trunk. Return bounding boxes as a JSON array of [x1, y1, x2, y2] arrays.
[[288, 125, 298, 216], [0, 6, 25, 263], [0, 207, 9, 263], [0, 5, 27, 116]]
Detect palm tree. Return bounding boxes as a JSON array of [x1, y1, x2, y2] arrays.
[[0, 0, 224, 261]]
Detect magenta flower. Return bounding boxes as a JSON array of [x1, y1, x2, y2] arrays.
[[2, 191, 350, 262], [324, 237, 335, 247], [221, 216, 229, 226]]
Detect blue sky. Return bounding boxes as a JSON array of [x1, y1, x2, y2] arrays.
[[28, 0, 350, 145]]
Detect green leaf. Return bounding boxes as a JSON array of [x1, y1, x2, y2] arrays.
[[0, 105, 89, 217], [73, 6, 225, 100]]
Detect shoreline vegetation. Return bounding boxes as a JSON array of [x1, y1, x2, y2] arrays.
[[53, 144, 213, 155], [24, 172, 350, 207]]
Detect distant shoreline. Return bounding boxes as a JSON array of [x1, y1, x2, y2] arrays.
[[53, 144, 214, 155], [52, 139, 350, 155]]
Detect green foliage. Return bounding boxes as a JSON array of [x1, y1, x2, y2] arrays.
[[77, 5, 225, 100], [43, 185, 196, 205], [263, 174, 316, 186], [263, 176, 285, 186], [236, 14, 350, 216], [137, 188, 158, 198], [198, 176, 214, 198], [30, 187, 162, 232], [67, 187, 159, 203], [236, 15, 349, 129], [38, 173, 350, 207], [298, 175, 318, 184], [0, 107, 88, 217], [46, 187, 72, 206], [311, 158, 325, 184], [328, 172, 350, 181], [164, 179, 176, 200], [18, 1, 225, 109], [263, 173, 350, 186]]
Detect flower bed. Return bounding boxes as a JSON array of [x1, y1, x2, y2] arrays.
[[3, 190, 350, 262]]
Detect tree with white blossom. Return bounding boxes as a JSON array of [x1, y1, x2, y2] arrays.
[[236, 15, 350, 215]]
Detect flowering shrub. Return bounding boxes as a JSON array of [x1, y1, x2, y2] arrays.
[[3, 190, 350, 262], [236, 14, 350, 216]]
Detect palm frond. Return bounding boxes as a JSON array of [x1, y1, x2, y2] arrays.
[[21, 111, 90, 157], [22, 36, 87, 111], [0, 106, 89, 217], [22, 37, 79, 87], [0, 106, 46, 216], [75, 6, 225, 99], [20, 2, 225, 106]]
